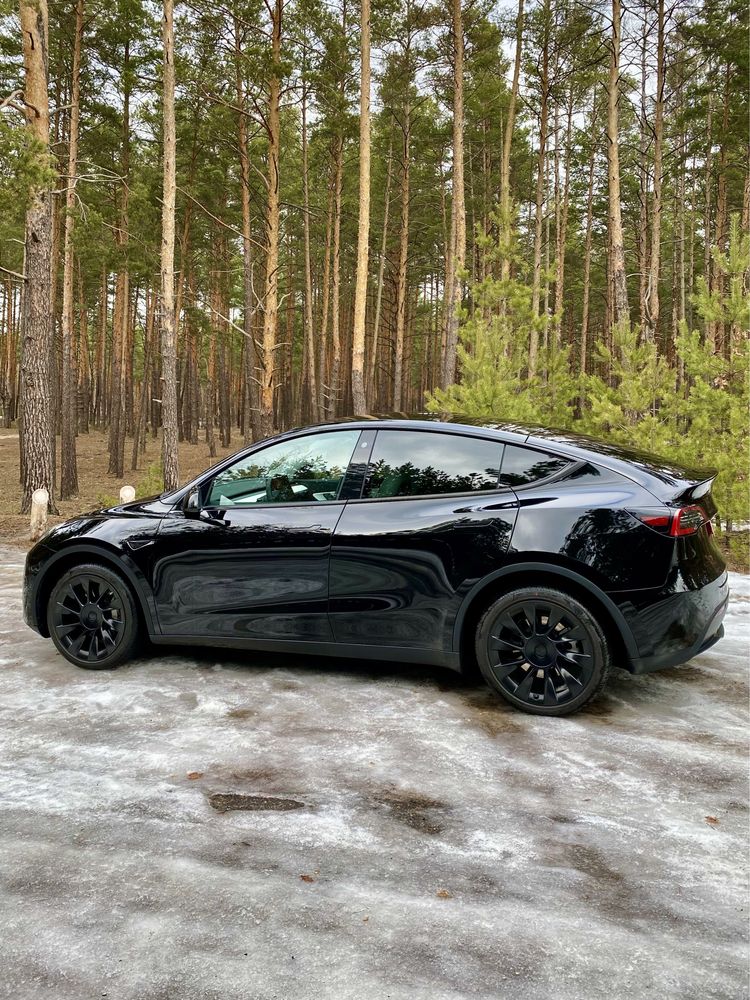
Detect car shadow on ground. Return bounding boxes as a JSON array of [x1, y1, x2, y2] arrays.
[[135, 640, 651, 720]]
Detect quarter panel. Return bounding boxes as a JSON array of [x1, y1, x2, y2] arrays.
[[508, 476, 674, 592]]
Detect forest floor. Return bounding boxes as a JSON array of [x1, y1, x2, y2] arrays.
[[0, 553, 748, 1000], [0, 425, 746, 570], [0, 427, 235, 548]]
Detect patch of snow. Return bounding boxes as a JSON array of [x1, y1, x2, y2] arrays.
[[0, 552, 747, 999]]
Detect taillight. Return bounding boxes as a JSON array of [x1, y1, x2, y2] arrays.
[[670, 505, 706, 536], [630, 506, 707, 537]]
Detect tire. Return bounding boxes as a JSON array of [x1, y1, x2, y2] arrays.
[[47, 563, 140, 670], [475, 587, 610, 716]]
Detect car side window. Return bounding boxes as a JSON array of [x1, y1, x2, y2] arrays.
[[498, 444, 570, 487], [206, 430, 361, 506], [362, 430, 502, 499]]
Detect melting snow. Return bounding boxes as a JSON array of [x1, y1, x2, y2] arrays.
[[0, 551, 747, 999]]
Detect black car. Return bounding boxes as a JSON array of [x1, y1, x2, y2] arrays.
[[23, 417, 729, 716]]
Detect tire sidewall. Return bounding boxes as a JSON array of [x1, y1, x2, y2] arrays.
[[48, 564, 139, 670], [475, 587, 609, 716]]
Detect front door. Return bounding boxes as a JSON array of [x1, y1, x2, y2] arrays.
[[152, 429, 362, 642]]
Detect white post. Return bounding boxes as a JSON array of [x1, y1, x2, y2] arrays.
[[119, 485, 136, 504], [30, 488, 49, 542]]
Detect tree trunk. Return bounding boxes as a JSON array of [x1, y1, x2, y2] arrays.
[[351, 0, 371, 415], [160, 0, 179, 490], [499, 0, 524, 281], [441, 0, 465, 389], [644, 0, 665, 344], [637, 7, 649, 334], [580, 91, 598, 377], [300, 63, 318, 423], [369, 136, 393, 403], [18, 0, 56, 514], [393, 105, 410, 410], [233, 16, 260, 443], [529, 9, 549, 376], [60, 0, 83, 498], [328, 134, 343, 417], [259, 0, 282, 437], [607, 0, 630, 328], [107, 36, 130, 478]]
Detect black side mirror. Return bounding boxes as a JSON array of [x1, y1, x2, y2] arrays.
[[184, 488, 201, 517]]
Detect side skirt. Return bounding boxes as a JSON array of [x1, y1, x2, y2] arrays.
[[148, 633, 462, 672]]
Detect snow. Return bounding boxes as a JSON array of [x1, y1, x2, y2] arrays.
[[0, 549, 748, 999]]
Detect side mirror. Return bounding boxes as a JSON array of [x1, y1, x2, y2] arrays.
[[184, 488, 202, 517]]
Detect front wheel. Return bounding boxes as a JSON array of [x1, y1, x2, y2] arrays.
[[475, 587, 610, 716], [48, 563, 140, 669]]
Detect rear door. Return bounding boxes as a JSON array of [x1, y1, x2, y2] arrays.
[[328, 429, 518, 653]]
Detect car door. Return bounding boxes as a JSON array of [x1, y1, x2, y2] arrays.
[[152, 428, 362, 642], [328, 429, 519, 654]]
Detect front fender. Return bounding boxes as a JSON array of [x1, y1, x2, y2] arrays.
[[29, 540, 160, 638]]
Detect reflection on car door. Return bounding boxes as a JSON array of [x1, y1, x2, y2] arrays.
[[152, 430, 361, 641], [328, 429, 519, 653]]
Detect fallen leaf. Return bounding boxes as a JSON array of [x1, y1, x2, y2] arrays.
[[705, 816, 719, 825], [300, 874, 316, 883], [187, 771, 203, 780], [436, 889, 453, 900]]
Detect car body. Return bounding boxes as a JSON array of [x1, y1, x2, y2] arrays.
[[23, 416, 729, 715]]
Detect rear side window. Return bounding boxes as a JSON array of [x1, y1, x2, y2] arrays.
[[499, 444, 570, 487], [363, 430, 503, 499]]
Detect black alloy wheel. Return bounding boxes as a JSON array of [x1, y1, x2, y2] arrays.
[[476, 587, 610, 716], [48, 564, 139, 669]]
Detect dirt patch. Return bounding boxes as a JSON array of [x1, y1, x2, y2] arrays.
[[208, 793, 306, 813], [370, 787, 447, 835], [226, 706, 257, 720]]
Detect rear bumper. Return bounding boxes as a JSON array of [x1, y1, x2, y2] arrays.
[[625, 572, 729, 675]]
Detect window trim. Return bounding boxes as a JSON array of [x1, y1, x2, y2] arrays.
[[201, 428, 365, 510]]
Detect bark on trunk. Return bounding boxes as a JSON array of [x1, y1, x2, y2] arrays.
[[234, 16, 260, 443], [351, 0, 371, 415], [607, 0, 630, 328], [369, 137, 393, 403], [60, 0, 83, 498], [499, 0, 524, 281], [644, 0, 665, 344], [160, 0, 179, 490], [259, 0, 282, 437], [300, 65, 318, 423], [18, 0, 56, 514], [441, 0, 465, 389], [393, 105, 410, 410], [529, 12, 549, 376]]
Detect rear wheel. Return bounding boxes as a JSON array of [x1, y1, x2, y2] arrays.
[[48, 563, 140, 669], [475, 587, 610, 716]]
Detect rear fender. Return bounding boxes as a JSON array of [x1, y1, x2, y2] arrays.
[[453, 560, 640, 664]]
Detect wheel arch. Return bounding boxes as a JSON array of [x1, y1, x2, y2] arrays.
[[454, 562, 638, 678], [35, 542, 158, 639]]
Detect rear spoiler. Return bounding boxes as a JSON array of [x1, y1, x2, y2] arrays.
[[670, 475, 717, 518]]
